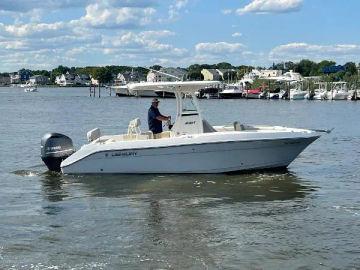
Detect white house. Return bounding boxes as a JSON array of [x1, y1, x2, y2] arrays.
[[147, 70, 162, 82], [259, 69, 283, 78], [55, 72, 91, 86], [55, 72, 75, 86], [10, 73, 20, 84]]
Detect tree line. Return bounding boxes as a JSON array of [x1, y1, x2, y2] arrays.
[[1, 59, 359, 84]]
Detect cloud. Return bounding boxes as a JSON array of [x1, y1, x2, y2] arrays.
[[168, 0, 189, 20], [76, 3, 156, 29], [102, 31, 186, 56], [237, 0, 303, 15], [0, 0, 88, 12], [0, 0, 157, 12], [269, 42, 360, 63], [232, 32, 243, 38], [195, 42, 245, 54], [0, 22, 68, 38], [222, 9, 233, 15]]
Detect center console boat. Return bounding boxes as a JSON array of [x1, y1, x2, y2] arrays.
[[41, 81, 322, 174]]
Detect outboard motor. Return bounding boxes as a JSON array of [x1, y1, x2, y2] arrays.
[[41, 133, 75, 172]]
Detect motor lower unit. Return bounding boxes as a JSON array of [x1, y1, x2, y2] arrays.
[[41, 133, 75, 172]]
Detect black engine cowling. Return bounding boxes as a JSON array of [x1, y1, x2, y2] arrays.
[[41, 133, 75, 172]]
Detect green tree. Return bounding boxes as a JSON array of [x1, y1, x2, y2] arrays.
[[295, 59, 316, 77], [216, 62, 233, 69], [344, 62, 357, 76], [149, 65, 162, 71], [93, 67, 113, 85]]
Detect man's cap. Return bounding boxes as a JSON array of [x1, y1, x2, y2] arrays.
[[152, 98, 159, 103]]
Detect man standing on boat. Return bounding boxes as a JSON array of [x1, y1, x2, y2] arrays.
[[148, 98, 171, 134]]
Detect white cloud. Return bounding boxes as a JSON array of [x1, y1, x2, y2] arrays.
[[0, 22, 67, 38], [269, 42, 360, 63], [232, 32, 242, 38], [191, 42, 253, 65], [168, 0, 189, 20], [237, 0, 303, 15], [222, 9, 233, 15], [195, 42, 245, 54], [77, 3, 156, 29], [102, 31, 187, 57], [0, 0, 157, 12]]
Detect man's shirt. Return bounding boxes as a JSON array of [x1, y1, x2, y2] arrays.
[[148, 106, 163, 134]]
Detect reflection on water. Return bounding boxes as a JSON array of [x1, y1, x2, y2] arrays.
[[40, 172, 69, 203], [38, 171, 315, 204]]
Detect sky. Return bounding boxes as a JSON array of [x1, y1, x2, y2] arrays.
[[0, 0, 360, 72]]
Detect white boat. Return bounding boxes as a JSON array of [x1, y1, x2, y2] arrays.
[[219, 84, 244, 99], [112, 84, 130, 96], [289, 82, 307, 100], [41, 81, 322, 174], [348, 89, 360, 100], [329, 82, 349, 100], [309, 82, 327, 100], [134, 89, 158, 97], [24, 85, 37, 92]]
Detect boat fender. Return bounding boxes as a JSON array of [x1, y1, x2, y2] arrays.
[[41, 133, 75, 172]]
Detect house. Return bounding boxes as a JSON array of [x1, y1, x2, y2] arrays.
[[10, 73, 20, 84], [91, 77, 99, 86], [259, 69, 283, 78], [201, 69, 223, 81], [159, 67, 187, 81], [147, 68, 187, 82], [75, 74, 91, 86], [18, 69, 32, 82], [0, 74, 10, 86], [55, 72, 76, 86], [147, 70, 162, 82], [29, 75, 49, 85], [243, 69, 261, 81], [55, 72, 90, 86]]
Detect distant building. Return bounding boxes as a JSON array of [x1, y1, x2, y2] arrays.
[[18, 69, 32, 82], [243, 69, 261, 81], [55, 72, 75, 86], [115, 70, 142, 85], [259, 69, 283, 78], [147, 68, 187, 82], [201, 69, 222, 81], [0, 74, 10, 86], [10, 73, 20, 84], [29, 75, 49, 85], [160, 67, 187, 81], [201, 69, 236, 81], [91, 77, 99, 86], [147, 70, 162, 82], [76, 74, 91, 86], [55, 72, 90, 86]]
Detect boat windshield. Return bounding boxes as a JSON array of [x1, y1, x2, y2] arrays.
[[181, 94, 198, 114]]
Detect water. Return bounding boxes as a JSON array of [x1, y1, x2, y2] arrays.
[[1, 87, 359, 269]]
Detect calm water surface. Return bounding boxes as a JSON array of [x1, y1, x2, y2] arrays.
[[0, 87, 359, 269]]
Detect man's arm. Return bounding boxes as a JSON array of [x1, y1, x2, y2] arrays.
[[156, 115, 170, 121]]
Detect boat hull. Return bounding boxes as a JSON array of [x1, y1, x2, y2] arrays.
[[219, 92, 243, 99], [133, 90, 158, 97], [61, 136, 318, 174], [290, 92, 307, 100]]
